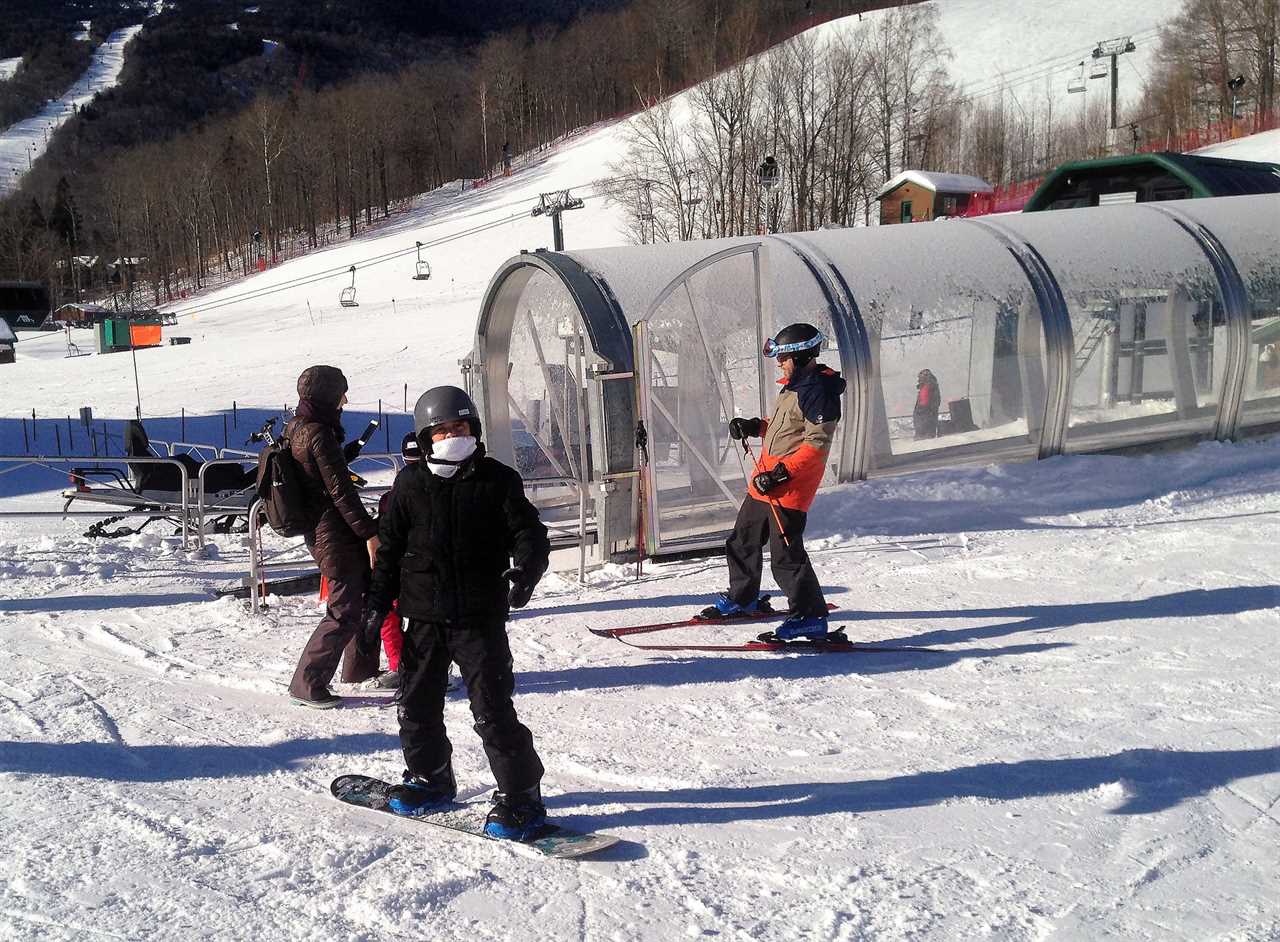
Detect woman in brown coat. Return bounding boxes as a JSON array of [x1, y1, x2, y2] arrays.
[[287, 365, 381, 707]]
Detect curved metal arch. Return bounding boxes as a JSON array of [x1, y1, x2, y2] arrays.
[[474, 250, 632, 473], [770, 232, 874, 482], [969, 217, 1075, 459], [1142, 204, 1252, 442], [638, 242, 766, 324]]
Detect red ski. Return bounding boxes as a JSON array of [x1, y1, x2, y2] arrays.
[[608, 632, 942, 654], [587, 602, 836, 639]]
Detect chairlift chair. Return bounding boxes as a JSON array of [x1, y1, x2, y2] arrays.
[[339, 265, 359, 307], [1068, 62, 1086, 94], [1089, 57, 1109, 80], [413, 241, 431, 281]]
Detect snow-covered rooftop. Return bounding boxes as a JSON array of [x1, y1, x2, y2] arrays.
[[876, 170, 995, 199]]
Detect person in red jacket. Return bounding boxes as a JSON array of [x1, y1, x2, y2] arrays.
[[913, 369, 941, 439], [701, 323, 846, 640]]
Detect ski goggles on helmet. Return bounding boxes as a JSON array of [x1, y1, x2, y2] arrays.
[[763, 331, 825, 358]]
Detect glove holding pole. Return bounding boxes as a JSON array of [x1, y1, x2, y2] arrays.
[[752, 462, 790, 494], [728, 417, 762, 440], [740, 437, 791, 547]]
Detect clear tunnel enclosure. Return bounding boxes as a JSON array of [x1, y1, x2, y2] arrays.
[[474, 194, 1279, 565]]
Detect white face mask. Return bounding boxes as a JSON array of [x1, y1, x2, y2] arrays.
[[427, 435, 477, 477]]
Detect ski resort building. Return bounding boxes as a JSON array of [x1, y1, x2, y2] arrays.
[[470, 193, 1279, 564], [0, 281, 50, 333], [876, 170, 994, 224]]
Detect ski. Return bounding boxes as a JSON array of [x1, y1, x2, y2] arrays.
[[608, 630, 943, 655], [588, 602, 836, 639], [329, 774, 621, 860]]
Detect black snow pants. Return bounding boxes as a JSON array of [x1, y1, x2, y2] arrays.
[[289, 571, 380, 700], [725, 496, 827, 618], [397, 618, 543, 795]]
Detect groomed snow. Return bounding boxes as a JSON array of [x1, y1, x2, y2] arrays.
[[2, 437, 1279, 939]]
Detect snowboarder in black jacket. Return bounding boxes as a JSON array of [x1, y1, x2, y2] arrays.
[[363, 385, 551, 840]]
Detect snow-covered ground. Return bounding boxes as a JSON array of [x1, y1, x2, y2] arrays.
[[1196, 127, 1280, 163], [2, 436, 1279, 939], [0, 24, 142, 196], [0, 57, 21, 82], [3, 5, 1280, 939]]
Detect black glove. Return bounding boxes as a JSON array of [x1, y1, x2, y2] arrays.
[[752, 463, 791, 494], [503, 567, 536, 610], [728, 417, 762, 441], [360, 603, 389, 649]]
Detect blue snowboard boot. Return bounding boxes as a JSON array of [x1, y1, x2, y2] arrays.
[[773, 612, 830, 641], [483, 786, 547, 841], [699, 593, 773, 620], [387, 765, 457, 816]]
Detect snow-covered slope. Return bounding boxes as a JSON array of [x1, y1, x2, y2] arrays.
[[923, 0, 1165, 112], [0, 25, 141, 196], [1196, 127, 1280, 162], [0, 57, 21, 82]]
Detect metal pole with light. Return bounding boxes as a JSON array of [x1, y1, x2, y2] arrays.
[[1227, 75, 1247, 137], [757, 155, 780, 234]]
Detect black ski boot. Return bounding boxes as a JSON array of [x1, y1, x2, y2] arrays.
[[483, 785, 547, 841], [387, 764, 457, 816]]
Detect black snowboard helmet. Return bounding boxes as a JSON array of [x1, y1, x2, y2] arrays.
[[764, 322, 824, 368], [413, 386, 481, 452], [400, 431, 422, 463]]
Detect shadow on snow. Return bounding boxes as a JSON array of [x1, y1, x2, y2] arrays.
[[557, 745, 1280, 826]]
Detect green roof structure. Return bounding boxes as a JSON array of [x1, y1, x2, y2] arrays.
[[1024, 152, 1280, 212]]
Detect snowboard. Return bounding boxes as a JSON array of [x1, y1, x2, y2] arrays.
[[329, 774, 620, 860]]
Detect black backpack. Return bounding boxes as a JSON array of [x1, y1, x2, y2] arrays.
[[255, 436, 321, 537]]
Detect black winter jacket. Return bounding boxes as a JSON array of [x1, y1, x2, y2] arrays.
[[368, 445, 550, 623]]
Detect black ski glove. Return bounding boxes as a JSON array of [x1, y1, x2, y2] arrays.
[[360, 603, 388, 647], [503, 567, 536, 610], [728, 417, 762, 441], [752, 463, 791, 494]]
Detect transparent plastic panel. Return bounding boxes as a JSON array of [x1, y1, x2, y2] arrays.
[[1169, 195, 1280, 429], [802, 223, 1050, 471], [503, 270, 593, 488], [640, 249, 761, 547], [996, 204, 1227, 451], [572, 235, 762, 322]]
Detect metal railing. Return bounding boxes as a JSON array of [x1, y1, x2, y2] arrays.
[[242, 472, 595, 614], [0, 455, 195, 549]]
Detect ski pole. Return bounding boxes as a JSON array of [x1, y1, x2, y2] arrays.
[[635, 420, 649, 580], [741, 438, 790, 547]]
